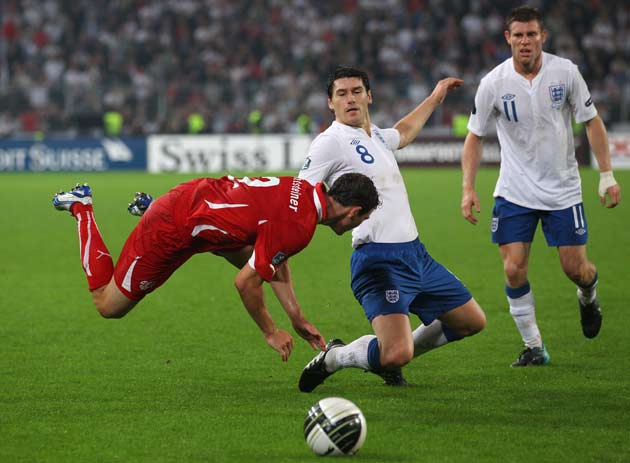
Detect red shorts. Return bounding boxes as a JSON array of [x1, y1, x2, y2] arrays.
[[113, 188, 196, 301]]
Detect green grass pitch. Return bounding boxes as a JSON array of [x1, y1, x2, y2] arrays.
[[1, 168, 629, 462]]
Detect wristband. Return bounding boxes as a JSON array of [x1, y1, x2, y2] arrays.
[[598, 171, 617, 197]]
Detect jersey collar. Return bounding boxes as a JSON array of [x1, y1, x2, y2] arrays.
[[313, 182, 327, 222], [332, 120, 372, 137]]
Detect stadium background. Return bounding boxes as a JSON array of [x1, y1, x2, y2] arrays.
[[1, 1, 629, 462], [1, 0, 629, 138]]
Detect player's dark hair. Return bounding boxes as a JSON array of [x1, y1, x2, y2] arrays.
[[326, 66, 371, 99], [326, 173, 380, 215], [505, 5, 544, 32]]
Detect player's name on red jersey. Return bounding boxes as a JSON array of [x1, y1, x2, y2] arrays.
[[289, 177, 305, 213]]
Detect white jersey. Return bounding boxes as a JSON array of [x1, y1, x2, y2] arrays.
[[298, 120, 418, 247], [468, 52, 597, 210]]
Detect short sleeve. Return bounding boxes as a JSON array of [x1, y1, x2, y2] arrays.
[[298, 133, 341, 186], [250, 221, 313, 281], [569, 64, 598, 124], [467, 77, 496, 137], [379, 128, 401, 151]]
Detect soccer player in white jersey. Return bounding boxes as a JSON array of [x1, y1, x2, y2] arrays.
[[461, 6, 621, 367], [297, 66, 487, 392]]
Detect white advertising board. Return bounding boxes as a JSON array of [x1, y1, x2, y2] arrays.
[[148, 135, 312, 173]]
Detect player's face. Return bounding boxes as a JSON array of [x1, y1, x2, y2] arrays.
[[328, 77, 372, 129], [505, 20, 546, 73]]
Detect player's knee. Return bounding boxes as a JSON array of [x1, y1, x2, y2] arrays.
[[91, 286, 134, 318], [461, 313, 486, 337], [379, 345, 413, 369], [503, 261, 527, 284], [95, 303, 128, 319], [450, 300, 487, 337]]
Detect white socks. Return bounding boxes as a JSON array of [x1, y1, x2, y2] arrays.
[[324, 335, 375, 372], [325, 319, 458, 371], [508, 290, 542, 348], [412, 320, 448, 357], [577, 277, 598, 305]]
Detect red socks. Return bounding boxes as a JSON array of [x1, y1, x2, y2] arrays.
[[71, 203, 114, 291]]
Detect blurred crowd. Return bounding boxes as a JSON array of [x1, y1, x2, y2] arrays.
[[1, 0, 629, 138]]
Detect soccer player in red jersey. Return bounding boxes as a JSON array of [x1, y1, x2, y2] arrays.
[[53, 173, 379, 362]]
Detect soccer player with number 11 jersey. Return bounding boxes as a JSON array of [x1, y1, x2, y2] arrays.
[[461, 5, 621, 366]]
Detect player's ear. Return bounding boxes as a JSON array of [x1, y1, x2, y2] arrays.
[[328, 98, 334, 112], [504, 29, 511, 44], [367, 90, 373, 104], [349, 205, 363, 219]]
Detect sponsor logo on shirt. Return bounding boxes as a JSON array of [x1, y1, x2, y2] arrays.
[[301, 157, 311, 170], [549, 84, 566, 108], [351, 139, 360, 146], [585, 97, 593, 107], [385, 289, 400, 303], [272, 252, 287, 266], [501, 93, 516, 100]]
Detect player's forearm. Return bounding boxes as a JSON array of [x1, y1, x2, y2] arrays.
[[462, 133, 483, 191], [270, 262, 304, 322], [585, 115, 612, 172], [235, 265, 277, 336], [393, 94, 441, 148], [237, 283, 277, 336]]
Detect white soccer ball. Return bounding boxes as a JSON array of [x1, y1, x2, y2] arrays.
[[304, 397, 367, 456]]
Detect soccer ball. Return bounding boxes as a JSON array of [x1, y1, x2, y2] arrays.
[[304, 397, 367, 456]]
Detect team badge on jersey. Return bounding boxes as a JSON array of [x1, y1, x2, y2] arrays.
[[139, 280, 155, 291], [385, 289, 399, 304], [272, 252, 287, 266], [549, 84, 566, 108]]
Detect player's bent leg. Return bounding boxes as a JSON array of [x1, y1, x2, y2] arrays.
[[558, 245, 596, 285], [91, 277, 137, 318], [438, 297, 486, 337], [558, 246, 602, 338], [371, 313, 414, 369]]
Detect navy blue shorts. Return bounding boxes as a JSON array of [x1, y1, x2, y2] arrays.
[[350, 239, 472, 324], [491, 197, 588, 246]]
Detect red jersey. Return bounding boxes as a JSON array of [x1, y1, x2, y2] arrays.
[[114, 175, 327, 300], [170, 175, 326, 281]]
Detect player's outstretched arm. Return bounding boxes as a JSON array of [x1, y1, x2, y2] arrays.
[[461, 132, 484, 224], [585, 115, 621, 208], [270, 261, 326, 351], [394, 77, 463, 148], [234, 264, 294, 362]]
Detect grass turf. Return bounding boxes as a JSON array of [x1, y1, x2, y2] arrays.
[[1, 168, 629, 462]]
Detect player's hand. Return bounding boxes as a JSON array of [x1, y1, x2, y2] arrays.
[[599, 177, 621, 208], [292, 318, 326, 351], [430, 77, 464, 105], [264, 328, 294, 362], [461, 188, 481, 224]]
